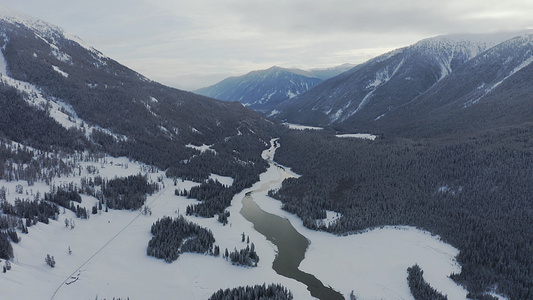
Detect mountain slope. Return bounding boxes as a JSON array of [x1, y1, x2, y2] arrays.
[[369, 33, 533, 137], [0, 7, 276, 169], [272, 33, 522, 131]]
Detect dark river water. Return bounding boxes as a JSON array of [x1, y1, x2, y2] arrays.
[[239, 148, 344, 300]]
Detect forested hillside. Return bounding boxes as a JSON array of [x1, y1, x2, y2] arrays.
[[271, 127, 533, 299], [0, 13, 280, 224]]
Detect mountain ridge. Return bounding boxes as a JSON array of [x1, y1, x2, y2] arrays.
[[194, 64, 353, 111], [369, 32, 533, 137], [271, 31, 533, 137]]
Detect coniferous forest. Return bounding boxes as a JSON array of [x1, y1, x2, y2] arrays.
[[271, 126, 533, 299]]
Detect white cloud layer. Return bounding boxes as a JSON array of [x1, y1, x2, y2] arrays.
[[1, 0, 532, 90]]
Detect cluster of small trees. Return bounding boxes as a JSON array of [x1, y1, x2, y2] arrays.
[[147, 216, 216, 263], [407, 264, 447, 300], [209, 283, 293, 300], [45, 254, 56, 268], [227, 243, 259, 267], [44, 186, 88, 219], [45, 184, 82, 207], [217, 210, 230, 225], [101, 174, 159, 210]]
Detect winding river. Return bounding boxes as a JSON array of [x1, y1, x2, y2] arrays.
[[240, 140, 344, 300]]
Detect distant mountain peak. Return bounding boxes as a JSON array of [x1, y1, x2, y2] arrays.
[[0, 5, 106, 61], [413, 32, 527, 62], [195, 64, 353, 111], [0, 6, 59, 33]]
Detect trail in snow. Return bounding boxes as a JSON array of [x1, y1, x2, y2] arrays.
[[50, 184, 169, 300]]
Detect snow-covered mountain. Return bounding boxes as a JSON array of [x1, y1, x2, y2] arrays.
[[370, 33, 533, 137], [272, 32, 532, 136], [0, 7, 276, 166], [195, 64, 353, 112], [0, 8, 294, 298]]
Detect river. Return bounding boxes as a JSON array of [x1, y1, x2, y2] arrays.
[[239, 139, 344, 300]]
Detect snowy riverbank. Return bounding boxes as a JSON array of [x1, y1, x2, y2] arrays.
[[0, 140, 468, 299]]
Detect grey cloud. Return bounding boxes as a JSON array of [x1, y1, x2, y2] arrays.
[[1, 0, 532, 90]]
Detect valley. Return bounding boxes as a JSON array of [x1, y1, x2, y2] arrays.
[[0, 6, 532, 300], [0, 139, 470, 300]]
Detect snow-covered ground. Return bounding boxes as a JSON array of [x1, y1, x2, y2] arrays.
[[186, 143, 216, 154], [316, 210, 342, 228], [209, 173, 234, 187], [0, 154, 310, 300], [0, 141, 470, 300], [336, 133, 377, 140], [282, 123, 323, 131]]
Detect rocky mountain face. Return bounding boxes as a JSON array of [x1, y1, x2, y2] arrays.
[[195, 64, 353, 112], [271, 32, 532, 137]]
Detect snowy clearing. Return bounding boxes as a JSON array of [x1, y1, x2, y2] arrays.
[[282, 123, 323, 130], [315, 210, 342, 228], [52, 65, 68, 78], [186, 143, 216, 154], [336, 133, 377, 140], [209, 173, 234, 187]]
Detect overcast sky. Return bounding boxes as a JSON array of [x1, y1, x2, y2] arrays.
[[1, 0, 532, 90]]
